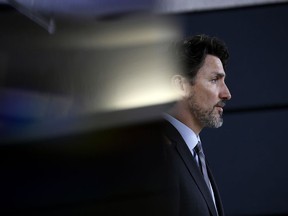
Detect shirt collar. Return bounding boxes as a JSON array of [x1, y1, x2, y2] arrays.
[[163, 113, 200, 152]]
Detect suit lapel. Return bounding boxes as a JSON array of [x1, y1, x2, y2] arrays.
[[207, 163, 224, 216], [164, 121, 218, 216]]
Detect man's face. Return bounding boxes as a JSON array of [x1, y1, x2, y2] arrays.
[[186, 54, 231, 128]]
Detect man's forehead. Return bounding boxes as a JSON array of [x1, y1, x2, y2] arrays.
[[204, 55, 224, 67], [198, 55, 225, 76]]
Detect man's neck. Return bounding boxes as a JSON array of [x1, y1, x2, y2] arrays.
[[167, 101, 203, 135]]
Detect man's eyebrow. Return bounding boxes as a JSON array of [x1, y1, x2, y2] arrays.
[[211, 72, 226, 77]]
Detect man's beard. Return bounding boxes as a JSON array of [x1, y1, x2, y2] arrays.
[[188, 94, 223, 128]]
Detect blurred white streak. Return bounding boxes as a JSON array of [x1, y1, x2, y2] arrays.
[[70, 16, 180, 113], [6, 0, 56, 34]]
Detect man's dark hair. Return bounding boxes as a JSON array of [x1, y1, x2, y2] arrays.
[[174, 34, 229, 84]]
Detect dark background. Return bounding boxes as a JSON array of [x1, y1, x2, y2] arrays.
[[1, 2, 288, 216], [183, 3, 288, 216]]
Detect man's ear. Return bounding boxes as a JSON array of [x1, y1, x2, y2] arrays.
[[171, 75, 189, 97]]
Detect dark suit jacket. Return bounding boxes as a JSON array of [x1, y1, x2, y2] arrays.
[[163, 121, 225, 216]]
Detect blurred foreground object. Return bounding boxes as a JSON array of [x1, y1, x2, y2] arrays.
[[0, 12, 180, 141], [0, 7, 180, 215]]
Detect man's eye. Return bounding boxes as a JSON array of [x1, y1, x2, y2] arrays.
[[211, 78, 218, 83]]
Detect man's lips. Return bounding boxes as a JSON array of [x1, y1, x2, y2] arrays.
[[216, 107, 223, 113], [215, 101, 226, 108], [214, 101, 226, 113]]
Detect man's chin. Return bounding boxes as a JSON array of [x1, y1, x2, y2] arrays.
[[215, 120, 223, 128], [207, 116, 223, 128]]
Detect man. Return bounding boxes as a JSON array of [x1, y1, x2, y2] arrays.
[[163, 34, 231, 216]]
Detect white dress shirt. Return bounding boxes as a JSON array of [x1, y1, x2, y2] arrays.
[[163, 113, 200, 158]]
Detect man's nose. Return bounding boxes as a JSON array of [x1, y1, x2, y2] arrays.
[[220, 83, 232, 100]]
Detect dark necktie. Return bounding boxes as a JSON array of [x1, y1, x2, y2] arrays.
[[194, 142, 218, 215], [194, 141, 212, 192]]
